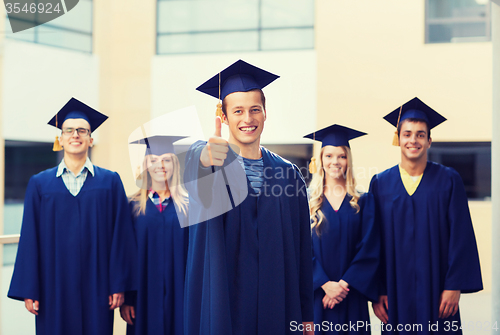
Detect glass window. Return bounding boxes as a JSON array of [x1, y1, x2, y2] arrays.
[[428, 142, 491, 200], [5, 141, 61, 200], [5, 0, 93, 53], [425, 0, 491, 43], [157, 0, 314, 54]]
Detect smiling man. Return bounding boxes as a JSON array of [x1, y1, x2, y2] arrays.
[[369, 97, 482, 334], [8, 98, 137, 335], [183, 60, 314, 334]]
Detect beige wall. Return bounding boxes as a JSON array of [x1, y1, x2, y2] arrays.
[[93, 0, 156, 196], [470, 201, 492, 292], [316, 0, 492, 189], [93, 1, 156, 333]]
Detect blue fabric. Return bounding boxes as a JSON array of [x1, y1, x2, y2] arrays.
[[183, 142, 314, 335], [242, 156, 264, 195], [369, 162, 482, 334], [312, 193, 379, 334], [125, 199, 188, 335], [399, 109, 428, 123], [8, 166, 137, 335], [64, 111, 90, 124]]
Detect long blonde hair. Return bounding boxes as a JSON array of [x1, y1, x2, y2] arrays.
[[130, 153, 188, 217], [309, 146, 360, 236]]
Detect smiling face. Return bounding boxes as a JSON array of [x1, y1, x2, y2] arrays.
[[399, 120, 432, 163], [146, 153, 174, 190], [59, 118, 93, 157], [321, 145, 348, 181], [221, 90, 266, 150]]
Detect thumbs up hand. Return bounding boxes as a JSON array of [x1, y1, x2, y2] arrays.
[[200, 116, 229, 167]]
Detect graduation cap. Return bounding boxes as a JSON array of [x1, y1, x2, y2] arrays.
[[304, 124, 367, 174], [384, 97, 447, 146], [48, 98, 108, 151], [196, 59, 279, 118], [129, 135, 187, 156], [130, 135, 187, 187]]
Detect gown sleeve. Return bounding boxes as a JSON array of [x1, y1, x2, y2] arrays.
[[369, 174, 386, 297], [108, 172, 138, 295], [311, 229, 330, 291], [443, 168, 482, 293], [183, 141, 216, 208], [8, 176, 42, 302], [341, 192, 380, 302], [295, 165, 314, 322]]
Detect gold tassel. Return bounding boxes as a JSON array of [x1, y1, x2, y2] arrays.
[[392, 105, 403, 146], [392, 131, 399, 146], [216, 102, 223, 118], [215, 72, 224, 118], [309, 157, 317, 174], [53, 113, 63, 151], [53, 136, 63, 151]]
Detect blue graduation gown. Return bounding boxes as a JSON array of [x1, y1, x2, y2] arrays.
[[369, 162, 482, 334], [183, 141, 314, 335], [312, 193, 379, 334], [126, 199, 188, 335], [8, 166, 137, 335]]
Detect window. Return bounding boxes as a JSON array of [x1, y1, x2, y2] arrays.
[[264, 144, 312, 184], [156, 0, 314, 55], [425, 0, 491, 43], [428, 142, 491, 200], [5, 0, 93, 53]]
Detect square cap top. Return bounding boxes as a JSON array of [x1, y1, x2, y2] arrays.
[[130, 135, 187, 156], [196, 59, 279, 101], [303, 124, 367, 148], [384, 97, 447, 129], [47, 97, 108, 132]]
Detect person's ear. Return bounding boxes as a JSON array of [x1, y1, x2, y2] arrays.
[[89, 137, 94, 148], [222, 113, 229, 125]]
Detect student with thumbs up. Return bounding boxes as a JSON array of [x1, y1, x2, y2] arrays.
[[184, 60, 314, 335]]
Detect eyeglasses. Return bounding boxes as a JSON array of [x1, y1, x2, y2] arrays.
[[62, 128, 90, 137]]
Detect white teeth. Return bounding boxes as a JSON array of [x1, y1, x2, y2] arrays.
[[241, 127, 256, 131]]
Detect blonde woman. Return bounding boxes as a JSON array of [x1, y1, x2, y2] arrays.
[[304, 124, 379, 334], [120, 135, 188, 335]]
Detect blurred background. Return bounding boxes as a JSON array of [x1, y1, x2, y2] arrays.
[[0, 0, 497, 334]]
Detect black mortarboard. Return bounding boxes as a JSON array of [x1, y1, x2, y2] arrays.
[[384, 97, 446, 146], [303, 124, 367, 149], [48, 97, 108, 132], [130, 135, 187, 156], [384, 97, 447, 129], [304, 124, 366, 174], [196, 59, 279, 118], [47, 97, 107, 151]]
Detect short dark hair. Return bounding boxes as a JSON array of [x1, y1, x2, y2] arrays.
[[221, 89, 266, 116], [397, 118, 431, 140]]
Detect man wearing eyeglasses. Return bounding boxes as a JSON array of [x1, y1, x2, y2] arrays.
[[8, 98, 137, 335]]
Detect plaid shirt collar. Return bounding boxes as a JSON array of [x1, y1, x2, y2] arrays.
[[148, 189, 171, 212], [56, 157, 94, 177]]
